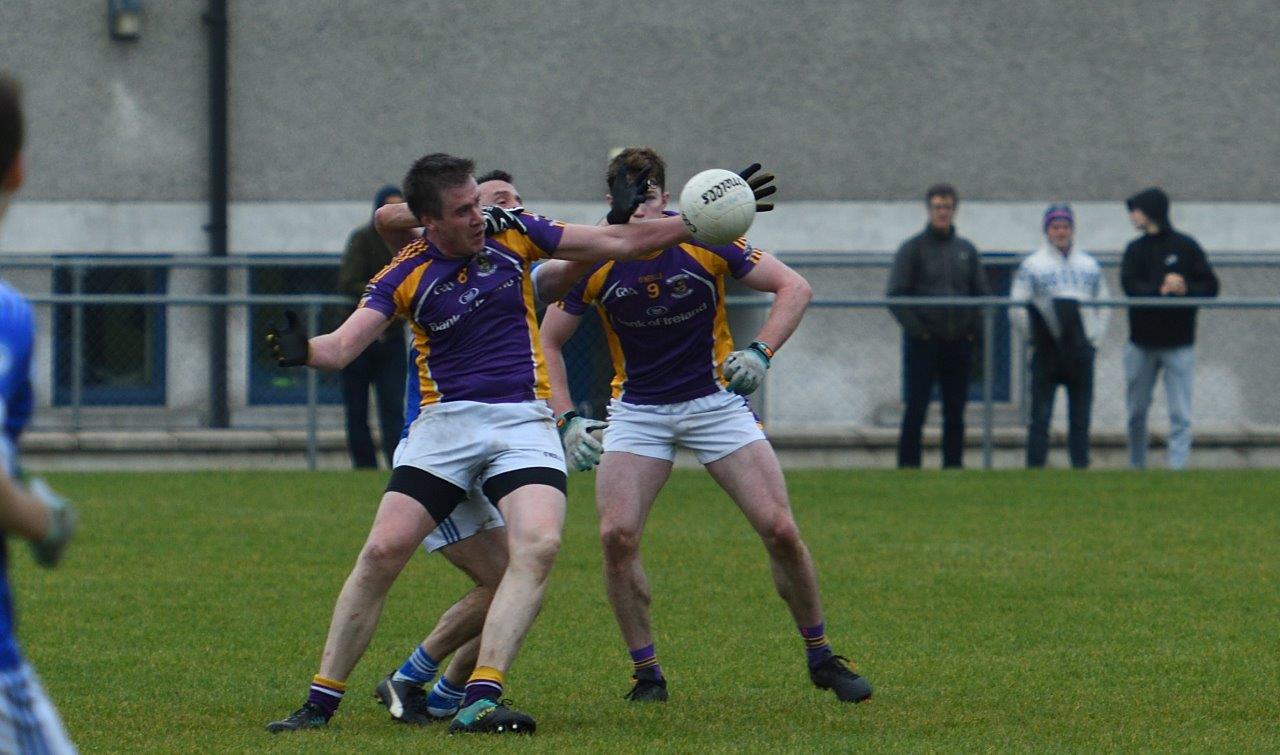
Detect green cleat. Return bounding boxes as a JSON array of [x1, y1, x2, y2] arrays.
[[448, 698, 536, 735], [809, 655, 873, 703], [265, 702, 330, 732]]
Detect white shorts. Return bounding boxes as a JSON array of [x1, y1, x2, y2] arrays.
[[393, 400, 565, 490], [0, 664, 76, 754], [421, 482, 505, 554], [603, 391, 766, 464]]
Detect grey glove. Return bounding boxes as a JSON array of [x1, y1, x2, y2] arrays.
[[722, 341, 773, 395], [28, 477, 76, 568], [556, 411, 608, 472]]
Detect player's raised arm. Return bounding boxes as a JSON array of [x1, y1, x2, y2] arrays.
[[721, 253, 813, 395], [531, 259, 597, 304], [373, 201, 421, 254], [267, 307, 392, 371], [554, 215, 691, 262]]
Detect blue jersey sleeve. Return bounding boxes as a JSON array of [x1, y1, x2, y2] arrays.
[[0, 287, 36, 474]]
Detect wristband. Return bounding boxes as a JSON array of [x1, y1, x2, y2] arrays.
[[556, 410, 579, 432], [748, 340, 774, 363]]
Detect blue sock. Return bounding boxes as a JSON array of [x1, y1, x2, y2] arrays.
[[392, 646, 438, 686], [427, 677, 466, 717]]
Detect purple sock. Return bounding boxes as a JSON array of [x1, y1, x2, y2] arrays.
[[630, 643, 664, 680], [461, 679, 503, 708], [307, 678, 344, 718], [799, 623, 833, 668]]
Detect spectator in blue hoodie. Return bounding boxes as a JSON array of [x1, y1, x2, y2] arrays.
[[337, 184, 408, 468], [1121, 187, 1219, 470]]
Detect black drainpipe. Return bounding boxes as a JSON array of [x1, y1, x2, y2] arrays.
[[204, 0, 229, 427]]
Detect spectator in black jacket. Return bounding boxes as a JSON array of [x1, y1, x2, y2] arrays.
[[1121, 187, 1219, 470], [337, 184, 408, 468], [887, 183, 989, 468]]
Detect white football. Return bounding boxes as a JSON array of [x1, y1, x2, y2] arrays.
[[679, 168, 756, 245]]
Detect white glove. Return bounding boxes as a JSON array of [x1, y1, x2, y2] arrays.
[[721, 341, 772, 395], [556, 412, 608, 472], [27, 477, 76, 568]]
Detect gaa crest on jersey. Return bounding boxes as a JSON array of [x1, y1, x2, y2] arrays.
[[665, 273, 692, 299], [474, 250, 496, 277]]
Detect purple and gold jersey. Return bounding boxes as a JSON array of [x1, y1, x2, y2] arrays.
[[559, 237, 763, 405], [360, 212, 565, 407]]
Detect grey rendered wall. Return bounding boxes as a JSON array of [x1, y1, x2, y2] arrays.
[[2, 0, 1277, 202]]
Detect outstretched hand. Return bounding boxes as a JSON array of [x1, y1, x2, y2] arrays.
[[737, 163, 777, 212], [483, 205, 528, 235], [266, 310, 310, 368], [606, 167, 653, 225]]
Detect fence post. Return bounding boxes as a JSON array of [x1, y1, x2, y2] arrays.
[[305, 302, 319, 471], [982, 302, 995, 470], [70, 264, 85, 431]]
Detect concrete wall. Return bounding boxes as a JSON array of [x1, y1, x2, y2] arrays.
[[1, 0, 1278, 203], [4, 0, 1280, 446]]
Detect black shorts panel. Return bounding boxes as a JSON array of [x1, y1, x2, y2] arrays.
[[386, 465, 467, 525], [482, 467, 568, 504]]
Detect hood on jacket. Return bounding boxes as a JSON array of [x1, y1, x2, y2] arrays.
[[373, 184, 402, 215], [1125, 187, 1170, 231]]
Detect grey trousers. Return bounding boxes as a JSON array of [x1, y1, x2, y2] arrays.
[[1124, 342, 1195, 470]]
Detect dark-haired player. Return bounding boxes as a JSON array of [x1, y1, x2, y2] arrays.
[[0, 72, 78, 755], [541, 146, 872, 705], [265, 152, 700, 735]]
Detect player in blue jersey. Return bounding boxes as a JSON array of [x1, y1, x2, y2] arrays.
[[540, 147, 872, 704], [265, 153, 697, 735], [0, 73, 78, 754]]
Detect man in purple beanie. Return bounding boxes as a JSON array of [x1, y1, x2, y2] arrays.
[[1010, 203, 1109, 468]]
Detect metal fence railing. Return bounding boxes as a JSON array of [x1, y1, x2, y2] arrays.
[[5, 253, 1280, 469]]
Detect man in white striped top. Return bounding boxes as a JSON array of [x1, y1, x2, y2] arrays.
[[1009, 203, 1110, 468]]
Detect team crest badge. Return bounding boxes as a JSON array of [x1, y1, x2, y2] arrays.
[[475, 250, 496, 277], [666, 273, 692, 299]]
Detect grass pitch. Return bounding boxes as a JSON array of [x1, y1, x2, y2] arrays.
[[13, 470, 1280, 753]]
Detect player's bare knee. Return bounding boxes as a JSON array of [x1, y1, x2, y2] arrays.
[[358, 538, 414, 577], [600, 525, 640, 565], [509, 528, 561, 573], [760, 516, 804, 559]]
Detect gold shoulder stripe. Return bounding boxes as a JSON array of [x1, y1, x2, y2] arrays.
[[368, 238, 427, 286]]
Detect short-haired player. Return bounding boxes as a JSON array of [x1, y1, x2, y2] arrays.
[[0, 72, 78, 755], [539, 147, 873, 704], [265, 152, 702, 734]]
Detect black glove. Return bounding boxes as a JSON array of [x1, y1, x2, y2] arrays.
[[266, 310, 310, 367], [483, 205, 528, 235], [606, 166, 653, 225], [738, 163, 777, 212]]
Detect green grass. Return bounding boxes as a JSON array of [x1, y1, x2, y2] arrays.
[[13, 470, 1280, 753]]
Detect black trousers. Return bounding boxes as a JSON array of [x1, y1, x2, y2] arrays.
[[1026, 346, 1095, 469], [898, 336, 974, 469], [340, 337, 406, 469]]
